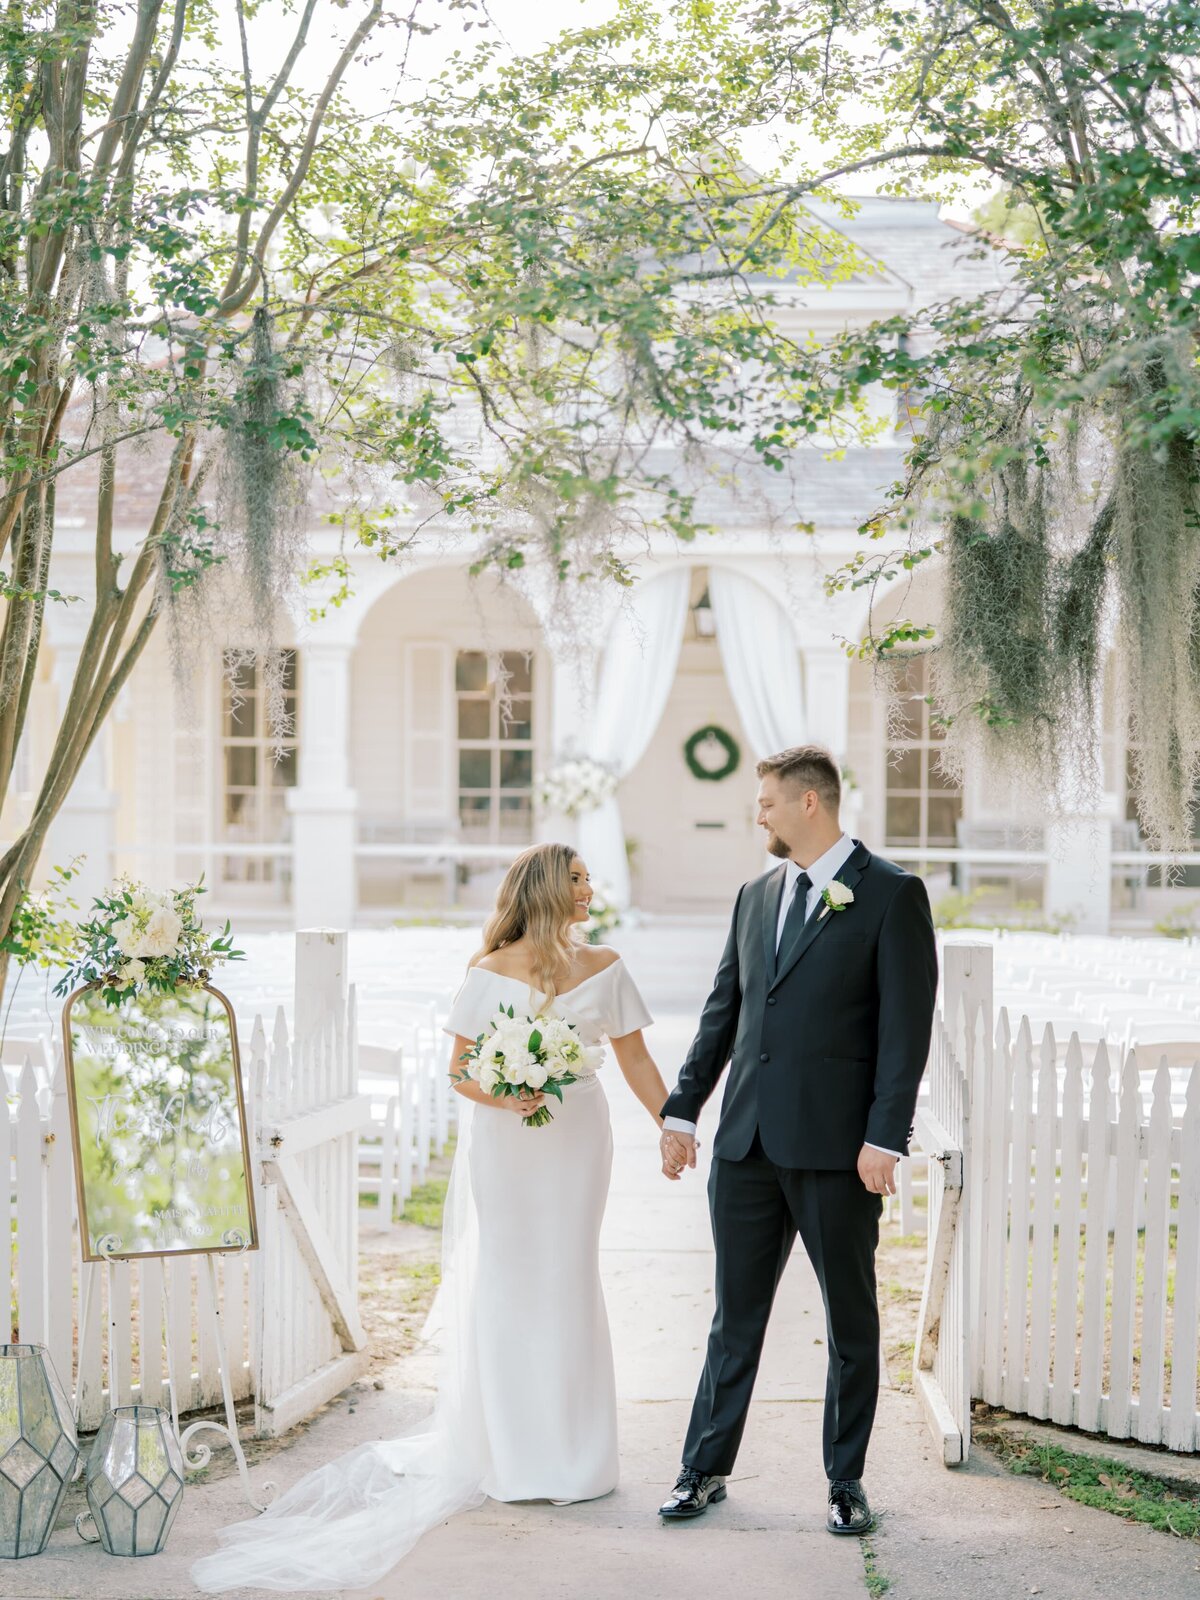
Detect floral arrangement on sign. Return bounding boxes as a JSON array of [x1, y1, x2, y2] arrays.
[[54, 874, 244, 1008], [535, 754, 618, 818], [454, 1004, 603, 1128]]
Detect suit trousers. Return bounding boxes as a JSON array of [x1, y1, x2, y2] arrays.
[[683, 1128, 883, 1482]]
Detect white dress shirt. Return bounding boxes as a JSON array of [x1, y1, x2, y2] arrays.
[[664, 833, 901, 1158]]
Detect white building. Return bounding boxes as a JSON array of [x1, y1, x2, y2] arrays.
[[13, 200, 1170, 934]]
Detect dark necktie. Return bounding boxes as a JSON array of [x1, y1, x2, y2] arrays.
[[777, 870, 812, 960]]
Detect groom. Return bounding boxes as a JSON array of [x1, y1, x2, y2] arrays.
[[656, 744, 937, 1535]]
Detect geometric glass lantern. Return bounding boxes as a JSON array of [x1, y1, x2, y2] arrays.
[[0, 1343, 80, 1558], [79, 1405, 185, 1556]]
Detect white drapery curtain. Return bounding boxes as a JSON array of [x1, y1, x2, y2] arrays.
[[575, 569, 691, 907], [708, 567, 806, 759]]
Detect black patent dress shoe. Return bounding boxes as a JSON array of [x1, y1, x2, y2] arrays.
[[826, 1478, 874, 1535], [658, 1466, 727, 1520]]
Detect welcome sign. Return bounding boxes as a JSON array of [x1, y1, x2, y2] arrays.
[[62, 984, 258, 1261]]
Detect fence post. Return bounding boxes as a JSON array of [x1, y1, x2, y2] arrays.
[[940, 941, 992, 1395], [294, 928, 349, 1041]]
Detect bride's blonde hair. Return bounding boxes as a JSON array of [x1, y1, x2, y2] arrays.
[[476, 842, 579, 1003]]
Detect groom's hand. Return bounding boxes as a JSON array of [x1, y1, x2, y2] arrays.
[[660, 1129, 696, 1181], [857, 1144, 898, 1197]]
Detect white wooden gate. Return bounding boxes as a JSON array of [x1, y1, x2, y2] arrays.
[[4, 929, 370, 1435], [253, 930, 372, 1435], [976, 1013, 1200, 1449], [912, 941, 992, 1465]]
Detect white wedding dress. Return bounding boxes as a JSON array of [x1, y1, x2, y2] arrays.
[[191, 956, 652, 1594]]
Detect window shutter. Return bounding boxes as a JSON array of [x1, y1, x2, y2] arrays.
[[404, 642, 452, 823]]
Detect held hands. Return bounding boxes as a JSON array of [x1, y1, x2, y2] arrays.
[[660, 1128, 697, 1181], [508, 1089, 546, 1119], [857, 1144, 898, 1197]]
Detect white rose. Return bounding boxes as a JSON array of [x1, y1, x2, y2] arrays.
[[524, 1061, 549, 1090], [479, 1066, 500, 1094], [825, 881, 855, 908], [120, 957, 146, 985], [138, 905, 183, 958]]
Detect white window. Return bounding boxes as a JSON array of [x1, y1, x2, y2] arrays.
[[884, 655, 962, 848], [219, 649, 299, 889], [455, 651, 534, 844]]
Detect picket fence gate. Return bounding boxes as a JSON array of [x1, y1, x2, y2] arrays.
[[910, 944, 985, 1464], [976, 1007, 1200, 1450], [3, 931, 377, 1435], [910, 939, 1200, 1464]]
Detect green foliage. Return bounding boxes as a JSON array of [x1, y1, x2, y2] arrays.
[[981, 1431, 1200, 1541], [862, 1535, 891, 1597], [0, 858, 84, 971], [735, 0, 1200, 842], [400, 1176, 450, 1231], [1152, 903, 1200, 941]]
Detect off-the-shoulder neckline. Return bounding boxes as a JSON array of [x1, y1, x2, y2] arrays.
[[467, 955, 624, 1000]]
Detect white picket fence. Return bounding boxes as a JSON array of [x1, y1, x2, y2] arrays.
[[3, 931, 455, 1435], [976, 1009, 1200, 1449], [912, 940, 1200, 1462]]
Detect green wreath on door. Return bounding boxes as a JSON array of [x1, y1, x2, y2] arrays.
[[683, 724, 741, 782]]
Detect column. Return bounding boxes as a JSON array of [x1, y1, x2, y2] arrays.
[[43, 632, 117, 905], [286, 638, 358, 930], [1043, 703, 1114, 935], [1045, 815, 1113, 934], [802, 644, 861, 832]]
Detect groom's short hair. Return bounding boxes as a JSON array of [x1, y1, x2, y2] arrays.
[[757, 744, 841, 809]]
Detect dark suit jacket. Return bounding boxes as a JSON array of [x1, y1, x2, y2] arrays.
[[661, 842, 938, 1169]]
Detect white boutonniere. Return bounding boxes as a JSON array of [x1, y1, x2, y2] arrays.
[[818, 880, 855, 919]]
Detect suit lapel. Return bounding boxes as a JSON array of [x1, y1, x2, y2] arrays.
[[769, 841, 871, 993], [762, 864, 788, 981]]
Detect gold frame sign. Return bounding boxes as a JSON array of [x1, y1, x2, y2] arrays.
[[62, 982, 258, 1262]]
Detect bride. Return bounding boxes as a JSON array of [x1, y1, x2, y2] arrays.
[[192, 842, 670, 1592]]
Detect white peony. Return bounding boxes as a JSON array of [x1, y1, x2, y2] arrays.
[[524, 1062, 549, 1090], [139, 905, 183, 957], [502, 1048, 533, 1083], [111, 915, 142, 957], [479, 1066, 501, 1095]]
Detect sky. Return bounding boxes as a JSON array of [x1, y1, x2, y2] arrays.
[[229, 0, 992, 220]]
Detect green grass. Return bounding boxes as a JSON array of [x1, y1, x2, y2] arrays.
[[401, 1175, 450, 1230], [978, 1432, 1200, 1540], [862, 1535, 890, 1596]]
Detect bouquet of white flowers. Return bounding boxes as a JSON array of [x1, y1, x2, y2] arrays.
[[454, 1004, 603, 1128], [54, 873, 243, 1007]]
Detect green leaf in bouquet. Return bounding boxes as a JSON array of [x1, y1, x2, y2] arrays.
[[528, 1028, 542, 1052], [542, 1080, 563, 1103]]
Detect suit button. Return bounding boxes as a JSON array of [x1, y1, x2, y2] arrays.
[[766, 997, 777, 1006], [759, 1053, 769, 1062]]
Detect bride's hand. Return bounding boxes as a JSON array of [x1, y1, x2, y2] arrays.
[[507, 1089, 546, 1118]]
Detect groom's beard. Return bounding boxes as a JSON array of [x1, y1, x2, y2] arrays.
[[765, 833, 791, 859]]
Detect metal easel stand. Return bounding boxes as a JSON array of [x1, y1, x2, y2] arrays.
[[74, 1233, 276, 1513]]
